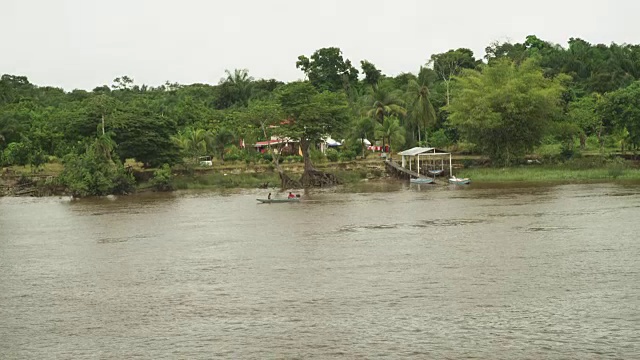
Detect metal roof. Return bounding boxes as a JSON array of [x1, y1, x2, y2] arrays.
[[398, 147, 439, 156]]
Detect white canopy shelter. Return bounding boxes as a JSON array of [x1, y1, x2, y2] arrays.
[[397, 147, 452, 176]]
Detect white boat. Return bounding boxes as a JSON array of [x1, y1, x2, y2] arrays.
[[448, 176, 471, 185]]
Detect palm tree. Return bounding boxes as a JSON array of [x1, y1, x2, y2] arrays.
[[350, 116, 378, 158], [93, 132, 117, 162], [365, 88, 406, 151], [365, 88, 406, 124], [171, 128, 213, 163], [406, 70, 436, 145], [220, 69, 254, 107], [211, 128, 236, 163], [375, 117, 406, 154]]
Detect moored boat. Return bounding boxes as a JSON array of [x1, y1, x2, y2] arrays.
[[410, 177, 435, 184], [448, 176, 471, 185]]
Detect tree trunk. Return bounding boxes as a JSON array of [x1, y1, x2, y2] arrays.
[[597, 127, 604, 152], [101, 114, 105, 135], [445, 80, 450, 106], [271, 143, 300, 189], [301, 138, 314, 172], [299, 137, 341, 188]]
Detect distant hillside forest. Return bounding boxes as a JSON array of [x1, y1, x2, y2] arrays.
[[2, 35, 640, 194]]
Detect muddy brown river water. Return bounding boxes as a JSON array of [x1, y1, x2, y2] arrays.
[[1, 182, 639, 359]]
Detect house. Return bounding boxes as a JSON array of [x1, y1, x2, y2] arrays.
[[254, 137, 301, 155]]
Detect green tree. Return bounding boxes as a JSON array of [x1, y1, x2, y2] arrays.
[[58, 137, 135, 197], [277, 82, 350, 186], [111, 76, 134, 90], [365, 88, 406, 124], [216, 69, 254, 108], [296, 47, 359, 92], [430, 48, 481, 105], [211, 128, 236, 163], [365, 87, 406, 151], [375, 116, 406, 153], [349, 116, 378, 158], [2, 141, 30, 166], [406, 66, 437, 145], [361, 60, 382, 89], [171, 127, 213, 163], [598, 81, 640, 149], [448, 58, 565, 165], [110, 100, 182, 167], [567, 94, 604, 149], [242, 99, 284, 141]]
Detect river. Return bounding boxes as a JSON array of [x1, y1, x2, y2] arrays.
[[1, 182, 639, 359]]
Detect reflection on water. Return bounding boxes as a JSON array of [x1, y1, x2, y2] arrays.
[[1, 183, 639, 359]]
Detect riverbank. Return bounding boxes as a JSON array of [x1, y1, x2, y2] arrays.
[[0, 159, 388, 196], [4, 156, 640, 197]]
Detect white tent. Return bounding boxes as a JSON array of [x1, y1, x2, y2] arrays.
[[325, 137, 342, 146]]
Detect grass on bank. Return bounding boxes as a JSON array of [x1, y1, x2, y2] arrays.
[[457, 163, 640, 183]]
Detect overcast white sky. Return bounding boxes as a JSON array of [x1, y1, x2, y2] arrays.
[[2, 0, 639, 90]]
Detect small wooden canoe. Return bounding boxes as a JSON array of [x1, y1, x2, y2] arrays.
[[257, 198, 300, 203]]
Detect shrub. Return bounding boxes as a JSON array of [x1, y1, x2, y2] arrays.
[[429, 129, 451, 149], [338, 150, 356, 162], [150, 164, 174, 191], [309, 148, 325, 163], [607, 158, 627, 179], [224, 153, 240, 162], [3, 142, 30, 166], [325, 148, 339, 162]]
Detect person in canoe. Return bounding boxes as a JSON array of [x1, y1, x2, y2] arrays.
[[288, 192, 295, 199], [268, 192, 272, 200]]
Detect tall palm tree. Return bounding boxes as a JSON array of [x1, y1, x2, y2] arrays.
[[365, 88, 406, 151], [375, 117, 406, 154], [406, 72, 436, 145], [220, 69, 255, 107], [365, 88, 406, 124]]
